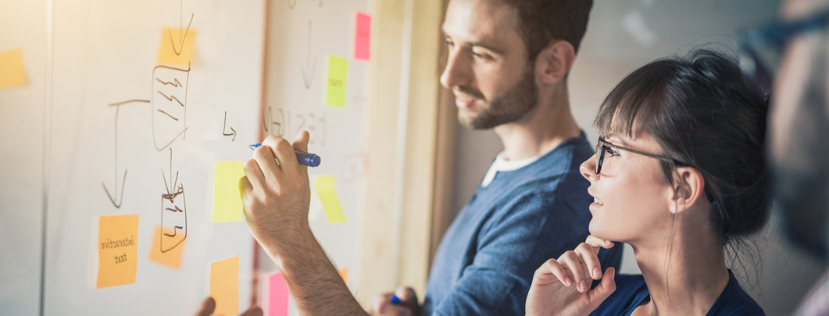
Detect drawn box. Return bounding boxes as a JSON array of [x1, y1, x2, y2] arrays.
[[160, 184, 187, 253], [151, 65, 190, 150]]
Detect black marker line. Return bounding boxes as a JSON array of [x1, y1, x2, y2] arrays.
[[157, 109, 179, 121], [155, 78, 182, 87], [168, 13, 194, 56], [157, 91, 185, 107], [300, 20, 316, 89]]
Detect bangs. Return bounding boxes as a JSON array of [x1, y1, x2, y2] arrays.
[[593, 59, 678, 138]]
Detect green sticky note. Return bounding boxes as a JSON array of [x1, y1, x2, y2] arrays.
[[212, 161, 246, 223], [315, 176, 346, 223], [326, 55, 348, 108]]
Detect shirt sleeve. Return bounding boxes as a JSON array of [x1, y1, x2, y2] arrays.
[[429, 192, 592, 316]]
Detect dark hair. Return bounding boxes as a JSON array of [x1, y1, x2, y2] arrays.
[[496, 0, 593, 60], [594, 49, 770, 245]]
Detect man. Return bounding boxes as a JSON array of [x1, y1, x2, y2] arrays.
[[232, 0, 621, 315]]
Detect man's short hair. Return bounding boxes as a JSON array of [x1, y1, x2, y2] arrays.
[[497, 0, 594, 60]]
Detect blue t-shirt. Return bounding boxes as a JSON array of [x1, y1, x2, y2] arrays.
[[421, 134, 624, 316], [591, 270, 765, 316]]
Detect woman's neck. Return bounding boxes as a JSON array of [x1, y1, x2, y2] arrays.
[[630, 212, 731, 316]]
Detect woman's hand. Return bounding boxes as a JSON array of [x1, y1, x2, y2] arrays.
[[525, 236, 617, 316]]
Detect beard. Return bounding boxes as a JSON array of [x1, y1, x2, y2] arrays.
[[457, 66, 539, 129]]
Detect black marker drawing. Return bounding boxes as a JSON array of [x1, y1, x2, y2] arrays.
[[265, 106, 327, 145], [287, 0, 323, 9], [152, 65, 190, 151], [160, 148, 187, 253], [301, 20, 316, 89], [222, 111, 237, 141], [103, 99, 151, 208], [169, 13, 194, 57]]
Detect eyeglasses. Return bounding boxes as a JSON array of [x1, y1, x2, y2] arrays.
[[738, 9, 829, 92], [595, 136, 687, 175]]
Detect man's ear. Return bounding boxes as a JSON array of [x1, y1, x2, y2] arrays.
[[669, 167, 707, 215], [535, 40, 575, 85]]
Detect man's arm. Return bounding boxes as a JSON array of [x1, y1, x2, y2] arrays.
[[240, 132, 367, 316]]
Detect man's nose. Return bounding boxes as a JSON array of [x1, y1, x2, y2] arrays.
[[440, 48, 472, 89]]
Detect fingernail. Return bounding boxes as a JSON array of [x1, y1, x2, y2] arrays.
[[593, 267, 601, 279], [579, 280, 586, 292], [564, 277, 572, 286]]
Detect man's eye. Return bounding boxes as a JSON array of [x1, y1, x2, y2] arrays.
[[471, 51, 492, 60]]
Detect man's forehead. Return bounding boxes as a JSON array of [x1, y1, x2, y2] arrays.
[[442, 0, 520, 44]]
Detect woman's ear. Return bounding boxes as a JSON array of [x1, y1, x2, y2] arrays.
[[669, 167, 707, 215], [535, 40, 575, 85]]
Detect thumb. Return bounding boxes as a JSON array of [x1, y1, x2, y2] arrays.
[[293, 130, 310, 153], [587, 267, 616, 309]]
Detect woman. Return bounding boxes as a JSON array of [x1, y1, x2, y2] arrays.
[[526, 49, 768, 315]]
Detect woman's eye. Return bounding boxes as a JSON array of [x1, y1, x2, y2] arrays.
[[607, 148, 621, 156]]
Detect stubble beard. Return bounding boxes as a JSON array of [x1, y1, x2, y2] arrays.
[[458, 66, 539, 130]]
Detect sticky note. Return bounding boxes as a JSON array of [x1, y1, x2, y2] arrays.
[[210, 256, 239, 316], [157, 28, 196, 66], [338, 267, 349, 285], [315, 176, 346, 223], [354, 13, 371, 61], [325, 56, 348, 108], [148, 226, 185, 268], [213, 161, 246, 223], [269, 272, 290, 316], [96, 214, 139, 289], [0, 49, 28, 89]]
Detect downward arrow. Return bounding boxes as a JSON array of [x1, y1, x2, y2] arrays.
[[300, 20, 316, 89], [223, 111, 237, 141]]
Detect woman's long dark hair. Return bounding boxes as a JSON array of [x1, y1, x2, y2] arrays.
[[594, 49, 770, 262]]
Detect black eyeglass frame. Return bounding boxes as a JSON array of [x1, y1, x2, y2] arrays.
[[595, 136, 687, 175]]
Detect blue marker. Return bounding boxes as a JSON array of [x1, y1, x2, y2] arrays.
[[390, 295, 402, 306], [249, 143, 321, 167]]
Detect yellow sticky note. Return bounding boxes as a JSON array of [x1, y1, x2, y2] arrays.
[[325, 55, 348, 108], [148, 226, 185, 268], [315, 176, 346, 223], [96, 214, 139, 289], [338, 267, 349, 285], [157, 28, 196, 66], [210, 256, 239, 316], [213, 161, 245, 223], [0, 49, 28, 89]]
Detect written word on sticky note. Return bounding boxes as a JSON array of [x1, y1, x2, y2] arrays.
[[96, 214, 139, 289], [326, 56, 348, 108], [269, 272, 290, 316], [0, 49, 28, 89], [213, 161, 246, 223], [211, 256, 239, 316], [338, 267, 349, 285], [354, 12, 371, 61], [148, 226, 185, 268], [315, 176, 346, 223], [158, 28, 197, 66]]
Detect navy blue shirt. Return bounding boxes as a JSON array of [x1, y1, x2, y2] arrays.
[[591, 270, 765, 316], [422, 135, 624, 316]]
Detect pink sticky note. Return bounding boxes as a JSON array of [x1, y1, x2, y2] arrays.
[[354, 12, 371, 61], [269, 272, 290, 316]]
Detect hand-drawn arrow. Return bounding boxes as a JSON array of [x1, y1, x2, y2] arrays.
[[102, 99, 150, 208], [223, 111, 237, 141], [300, 20, 316, 89]]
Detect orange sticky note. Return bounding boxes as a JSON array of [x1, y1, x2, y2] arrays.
[[0, 48, 28, 89], [338, 267, 349, 285], [210, 256, 239, 316], [148, 226, 185, 268], [96, 214, 139, 289], [212, 161, 246, 223], [157, 28, 196, 66]]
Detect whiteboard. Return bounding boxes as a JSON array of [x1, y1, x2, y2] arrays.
[[42, 0, 264, 314]]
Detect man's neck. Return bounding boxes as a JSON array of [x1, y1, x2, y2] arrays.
[[493, 90, 581, 161]]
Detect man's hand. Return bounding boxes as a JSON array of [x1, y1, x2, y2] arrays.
[[371, 286, 420, 316], [240, 132, 312, 251], [193, 297, 263, 316], [525, 236, 617, 316]]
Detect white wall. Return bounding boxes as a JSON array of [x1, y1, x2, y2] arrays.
[[449, 0, 827, 314]]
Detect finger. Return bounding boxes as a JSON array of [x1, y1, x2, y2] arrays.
[[293, 131, 310, 174], [575, 243, 603, 280], [371, 293, 394, 314], [265, 135, 301, 176], [239, 176, 254, 214], [242, 159, 266, 192], [253, 143, 282, 184], [534, 259, 573, 287], [194, 297, 216, 316], [559, 251, 588, 292], [586, 267, 616, 309], [238, 305, 263, 316], [394, 287, 418, 310], [585, 235, 614, 251]]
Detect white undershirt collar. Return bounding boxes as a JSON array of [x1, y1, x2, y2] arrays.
[[480, 151, 541, 187]]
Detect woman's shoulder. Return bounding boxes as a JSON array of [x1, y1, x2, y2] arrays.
[[590, 274, 649, 316], [706, 271, 765, 316]]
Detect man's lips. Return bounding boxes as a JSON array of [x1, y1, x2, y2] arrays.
[[455, 95, 477, 109]]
